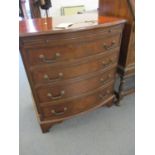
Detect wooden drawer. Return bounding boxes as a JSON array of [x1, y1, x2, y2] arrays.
[[26, 34, 121, 67], [31, 51, 118, 85], [36, 69, 115, 103], [20, 25, 123, 47], [19, 16, 126, 132], [41, 84, 114, 119]]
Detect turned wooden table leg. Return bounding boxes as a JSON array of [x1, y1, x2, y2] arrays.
[[114, 75, 124, 106], [118, 76, 125, 100]]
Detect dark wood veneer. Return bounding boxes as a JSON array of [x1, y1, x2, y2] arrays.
[[99, 0, 135, 99], [19, 13, 125, 133]]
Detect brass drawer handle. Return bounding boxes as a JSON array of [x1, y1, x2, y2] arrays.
[[108, 29, 112, 33], [45, 39, 49, 43], [109, 57, 116, 63], [103, 41, 116, 50], [99, 90, 110, 99], [47, 90, 65, 100], [44, 73, 63, 82], [39, 53, 60, 63], [100, 74, 112, 83], [102, 58, 115, 67], [102, 61, 109, 67], [51, 107, 67, 116]]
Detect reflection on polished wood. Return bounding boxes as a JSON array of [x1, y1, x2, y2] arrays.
[[99, 0, 135, 99], [19, 13, 126, 36], [19, 13, 126, 133]]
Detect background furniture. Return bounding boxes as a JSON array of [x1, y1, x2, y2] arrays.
[[19, 13, 125, 133], [99, 0, 135, 99], [61, 5, 85, 16], [19, 0, 24, 17], [19, 0, 29, 18], [29, 0, 41, 18], [40, 0, 52, 17]]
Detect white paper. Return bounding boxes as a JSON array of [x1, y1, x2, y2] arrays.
[[56, 23, 74, 29]]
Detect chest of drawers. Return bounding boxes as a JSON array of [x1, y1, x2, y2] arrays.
[[99, 0, 135, 99], [19, 14, 125, 133]]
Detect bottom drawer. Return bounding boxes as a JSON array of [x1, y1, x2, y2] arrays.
[[41, 84, 114, 120]]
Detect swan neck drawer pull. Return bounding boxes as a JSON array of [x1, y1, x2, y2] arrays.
[[47, 90, 65, 100], [108, 29, 112, 33], [102, 58, 115, 67], [100, 74, 112, 83], [44, 73, 63, 82], [102, 61, 109, 67], [39, 53, 60, 63], [51, 107, 67, 116], [103, 41, 116, 50]]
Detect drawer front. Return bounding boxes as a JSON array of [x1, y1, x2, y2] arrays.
[[26, 34, 121, 67], [41, 84, 114, 119], [20, 25, 123, 47], [31, 51, 118, 85], [36, 69, 115, 103]]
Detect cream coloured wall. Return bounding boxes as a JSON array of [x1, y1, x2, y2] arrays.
[[40, 0, 99, 17]]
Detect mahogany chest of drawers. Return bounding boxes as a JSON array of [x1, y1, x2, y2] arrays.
[[19, 14, 126, 133], [99, 0, 135, 99]]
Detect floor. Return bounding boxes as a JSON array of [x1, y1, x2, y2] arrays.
[[19, 55, 135, 155]]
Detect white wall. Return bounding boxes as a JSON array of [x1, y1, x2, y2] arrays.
[[41, 0, 99, 17]]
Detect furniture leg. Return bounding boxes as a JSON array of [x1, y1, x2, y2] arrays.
[[40, 122, 54, 133]]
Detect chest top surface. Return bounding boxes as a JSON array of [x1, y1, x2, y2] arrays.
[[19, 12, 126, 37]]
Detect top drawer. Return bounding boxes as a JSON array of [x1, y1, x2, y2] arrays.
[[25, 34, 121, 67], [20, 25, 123, 47]]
